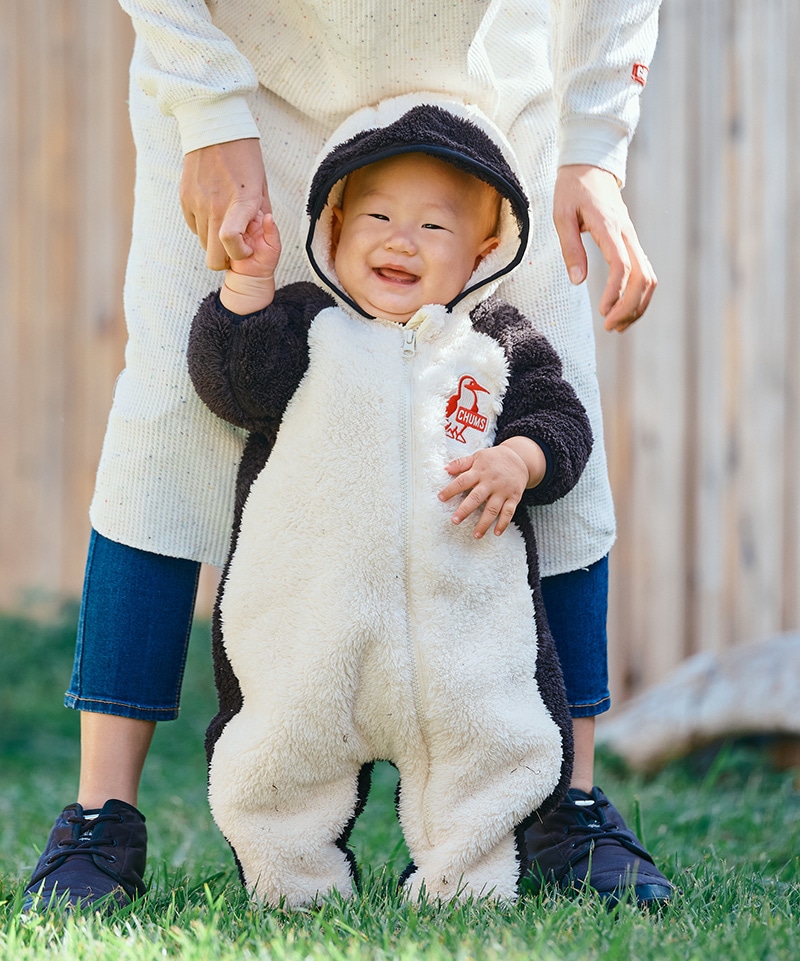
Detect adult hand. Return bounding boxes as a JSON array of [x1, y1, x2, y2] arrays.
[[553, 164, 657, 332], [180, 138, 270, 270]]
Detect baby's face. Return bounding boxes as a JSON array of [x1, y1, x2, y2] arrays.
[[330, 153, 499, 324]]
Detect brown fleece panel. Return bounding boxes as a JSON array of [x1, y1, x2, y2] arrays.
[[187, 282, 334, 435], [470, 296, 593, 506], [189, 283, 334, 765], [514, 506, 575, 817]]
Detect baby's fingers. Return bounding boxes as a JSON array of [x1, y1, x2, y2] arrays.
[[472, 495, 517, 539], [470, 498, 500, 539], [490, 498, 517, 537], [439, 458, 477, 503], [450, 490, 484, 528], [443, 454, 475, 475]]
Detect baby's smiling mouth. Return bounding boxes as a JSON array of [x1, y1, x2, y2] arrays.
[[374, 266, 419, 285]]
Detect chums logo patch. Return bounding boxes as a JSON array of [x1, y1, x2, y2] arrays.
[[445, 375, 489, 444]]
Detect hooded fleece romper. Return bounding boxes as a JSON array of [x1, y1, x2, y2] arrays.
[[188, 99, 593, 906]]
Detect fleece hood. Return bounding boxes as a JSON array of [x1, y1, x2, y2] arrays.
[[304, 93, 531, 319]]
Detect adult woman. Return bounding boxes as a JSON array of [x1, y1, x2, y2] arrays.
[[25, 0, 668, 910]]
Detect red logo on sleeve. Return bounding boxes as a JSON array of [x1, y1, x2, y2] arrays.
[[445, 375, 489, 444], [632, 63, 649, 86]]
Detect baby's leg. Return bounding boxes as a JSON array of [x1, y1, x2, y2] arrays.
[[396, 731, 562, 903], [209, 713, 370, 908]]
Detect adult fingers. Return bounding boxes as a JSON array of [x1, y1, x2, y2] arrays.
[[179, 139, 271, 270], [573, 197, 631, 320], [205, 224, 230, 270], [553, 165, 657, 332], [217, 199, 267, 264], [602, 231, 658, 332], [553, 196, 589, 286]]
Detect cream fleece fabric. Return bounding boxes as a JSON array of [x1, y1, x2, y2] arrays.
[[94, 0, 660, 574], [207, 305, 567, 905]]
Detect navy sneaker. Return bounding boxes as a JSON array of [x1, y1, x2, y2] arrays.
[[23, 799, 147, 911], [520, 786, 672, 907]]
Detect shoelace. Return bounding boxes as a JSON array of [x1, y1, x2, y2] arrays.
[[563, 798, 647, 856], [45, 813, 124, 866]]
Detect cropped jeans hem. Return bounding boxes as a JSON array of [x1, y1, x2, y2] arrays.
[[62, 694, 189, 723], [567, 695, 611, 719]]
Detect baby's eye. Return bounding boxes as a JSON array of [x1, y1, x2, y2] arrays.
[[368, 213, 390, 221], [422, 223, 444, 230]]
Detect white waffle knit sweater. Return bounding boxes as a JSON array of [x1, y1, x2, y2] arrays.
[[94, 0, 659, 573]]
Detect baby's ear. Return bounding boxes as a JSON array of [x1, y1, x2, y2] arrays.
[[473, 235, 500, 270], [330, 207, 344, 256]]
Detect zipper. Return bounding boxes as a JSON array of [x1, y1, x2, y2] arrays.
[[400, 323, 433, 847], [401, 324, 419, 710]]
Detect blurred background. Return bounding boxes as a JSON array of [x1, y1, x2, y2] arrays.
[[1, 0, 798, 708]]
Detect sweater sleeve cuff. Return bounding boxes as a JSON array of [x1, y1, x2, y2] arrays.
[[558, 117, 630, 187], [173, 95, 261, 155]]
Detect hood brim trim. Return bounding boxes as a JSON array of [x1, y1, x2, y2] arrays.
[[304, 99, 532, 320]]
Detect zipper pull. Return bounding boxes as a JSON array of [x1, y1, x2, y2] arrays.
[[402, 327, 417, 357]]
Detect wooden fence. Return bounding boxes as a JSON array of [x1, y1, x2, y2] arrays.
[[1, 2, 133, 606], [2, 0, 798, 704], [600, 0, 800, 700]]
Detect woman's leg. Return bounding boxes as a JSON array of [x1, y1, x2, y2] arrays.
[[539, 555, 610, 794], [78, 714, 156, 810], [524, 556, 671, 906], [65, 529, 201, 723], [25, 529, 201, 909], [570, 716, 596, 795]]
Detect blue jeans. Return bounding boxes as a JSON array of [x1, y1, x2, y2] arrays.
[[66, 530, 609, 721], [540, 556, 610, 717], [65, 530, 200, 721]]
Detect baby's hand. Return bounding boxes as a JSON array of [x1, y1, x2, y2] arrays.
[[438, 445, 530, 538], [439, 438, 546, 538], [229, 211, 282, 279], [221, 212, 282, 314]]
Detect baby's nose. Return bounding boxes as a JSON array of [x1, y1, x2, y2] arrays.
[[385, 227, 416, 253]]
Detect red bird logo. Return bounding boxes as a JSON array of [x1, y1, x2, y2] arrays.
[[445, 374, 489, 443]]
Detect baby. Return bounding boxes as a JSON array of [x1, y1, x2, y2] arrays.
[[188, 100, 593, 906]]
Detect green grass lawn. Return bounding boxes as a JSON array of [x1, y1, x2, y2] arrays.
[[0, 605, 798, 960]]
